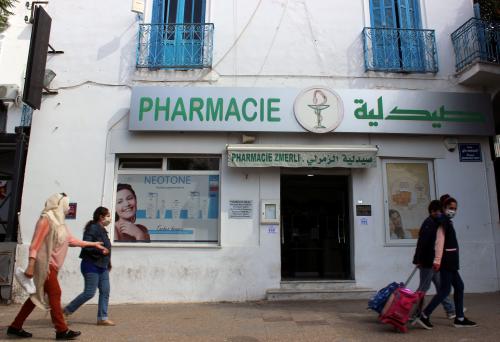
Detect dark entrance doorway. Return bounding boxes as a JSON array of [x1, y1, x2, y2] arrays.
[[281, 174, 351, 280]]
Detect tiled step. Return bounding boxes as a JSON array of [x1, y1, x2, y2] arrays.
[[266, 281, 375, 301]]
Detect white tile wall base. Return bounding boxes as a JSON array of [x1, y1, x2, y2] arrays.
[[266, 288, 375, 301]]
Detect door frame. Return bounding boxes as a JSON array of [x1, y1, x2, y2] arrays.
[[279, 168, 355, 280]]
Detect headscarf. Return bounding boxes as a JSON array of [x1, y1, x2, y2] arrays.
[[30, 193, 70, 310]]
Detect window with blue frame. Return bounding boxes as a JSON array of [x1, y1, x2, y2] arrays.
[[368, 0, 433, 72], [148, 0, 209, 69]]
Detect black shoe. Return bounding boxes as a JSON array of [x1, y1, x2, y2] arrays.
[[454, 317, 478, 328], [6, 326, 32, 338], [55, 330, 81, 340], [417, 315, 433, 330]]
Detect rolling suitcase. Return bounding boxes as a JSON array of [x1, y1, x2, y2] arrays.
[[378, 267, 424, 333], [367, 281, 401, 314]]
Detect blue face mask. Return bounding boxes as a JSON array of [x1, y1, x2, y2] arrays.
[[433, 213, 445, 222]]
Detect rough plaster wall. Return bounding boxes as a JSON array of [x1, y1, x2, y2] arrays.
[[353, 135, 499, 293], [6, 0, 500, 302]]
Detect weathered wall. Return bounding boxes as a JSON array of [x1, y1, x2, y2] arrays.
[[3, 0, 498, 302]]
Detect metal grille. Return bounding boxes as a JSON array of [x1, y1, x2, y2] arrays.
[[137, 23, 214, 69], [0, 251, 13, 286], [451, 18, 500, 72], [362, 27, 438, 73]]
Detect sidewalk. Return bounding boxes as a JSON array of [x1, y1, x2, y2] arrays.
[[1, 293, 499, 341]]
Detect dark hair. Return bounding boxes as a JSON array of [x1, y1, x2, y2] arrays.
[[440, 194, 451, 206], [115, 183, 137, 221], [440, 193, 458, 208], [85, 206, 110, 230], [442, 196, 457, 209], [389, 209, 400, 218], [428, 200, 442, 214]]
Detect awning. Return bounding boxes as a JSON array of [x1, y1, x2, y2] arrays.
[[227, 144, 378, 168]]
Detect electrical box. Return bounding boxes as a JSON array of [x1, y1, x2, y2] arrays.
[[131, 0, 145, 14], [0, 84, 19, 101], [260, 200, 280, 225]]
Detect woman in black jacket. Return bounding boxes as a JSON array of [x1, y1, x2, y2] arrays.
[[64, 207, 115, 326]]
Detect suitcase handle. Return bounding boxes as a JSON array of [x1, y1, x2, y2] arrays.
[[404, 266, 419, 287], [404, 266, 435, 289]]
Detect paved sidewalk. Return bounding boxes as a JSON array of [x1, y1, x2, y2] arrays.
[[1, 293, 499, 341]]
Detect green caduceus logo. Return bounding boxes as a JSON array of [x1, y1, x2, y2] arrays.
[[308, 89, 329, 129]]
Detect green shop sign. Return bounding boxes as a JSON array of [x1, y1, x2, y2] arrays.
[[227, 145, 378, 168], [129, 87, 494, 136]]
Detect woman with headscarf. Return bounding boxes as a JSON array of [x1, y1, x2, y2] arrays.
[[7, 193, 108, 340]]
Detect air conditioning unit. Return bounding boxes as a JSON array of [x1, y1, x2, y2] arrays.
[[0, 84, 20, 102]]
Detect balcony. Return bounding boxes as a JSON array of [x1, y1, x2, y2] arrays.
[[362, 27, 438, 73], [451, 18, 500, 86], [137, 23, 214, 70]]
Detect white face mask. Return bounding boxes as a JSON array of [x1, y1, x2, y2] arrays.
[[445, 209, 456, 219]]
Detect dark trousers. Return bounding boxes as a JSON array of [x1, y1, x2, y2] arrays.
[[10, 265, 68, 332], [423, 269, 464, 319]]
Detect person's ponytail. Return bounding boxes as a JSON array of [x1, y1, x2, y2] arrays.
[[85, 206, 110, 231]]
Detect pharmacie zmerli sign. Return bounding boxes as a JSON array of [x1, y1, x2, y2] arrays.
[[129, 87, 494, 136]]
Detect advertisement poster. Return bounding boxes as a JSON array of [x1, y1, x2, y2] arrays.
[[385, 162, 432, 241], [115, 174, 219, 243]]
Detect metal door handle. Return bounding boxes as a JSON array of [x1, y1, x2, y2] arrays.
[[337, 215, 340, 243], [342, 215, 346, 243]]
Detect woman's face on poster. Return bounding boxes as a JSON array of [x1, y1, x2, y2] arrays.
[[390, 212, 401, 227], [116, 189, 137, 221]]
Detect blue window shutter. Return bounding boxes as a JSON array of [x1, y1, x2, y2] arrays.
[[370, 0, 383, 27], [397, 0, 421, 29], [370, 0, 398, 69], [149, 0, 165, 67], [370, 0, 396, 28], [152, 0, 164, 24], [149, 0, 207, 68], [397, 0, 424, 71], [473, 3, 481, 18]]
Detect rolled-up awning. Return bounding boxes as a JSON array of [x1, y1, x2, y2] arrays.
[[227, 144, 378, 168]]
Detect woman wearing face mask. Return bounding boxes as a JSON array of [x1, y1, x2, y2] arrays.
[[417, 195, 477, 329], [7, 193, 107, 340], [64, 207, 115, 326]]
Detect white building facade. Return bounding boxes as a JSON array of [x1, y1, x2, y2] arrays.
[[1, 0, 499, 303]]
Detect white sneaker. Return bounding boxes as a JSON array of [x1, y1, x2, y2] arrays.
[[447, 307, 467, 320]]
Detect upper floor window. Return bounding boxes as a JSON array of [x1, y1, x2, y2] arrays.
[[152, 0, 206, 26], [364, 0, 438, 73], [370, 0, 421, 30], [137, 0, 214, 69]]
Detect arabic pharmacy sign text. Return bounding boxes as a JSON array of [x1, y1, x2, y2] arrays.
[[129, 87, 494, 136], [459, 143, 482, 162], [228, 151, 377, 168]]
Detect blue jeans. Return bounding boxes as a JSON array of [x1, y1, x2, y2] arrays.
[[423, 269, 464, 319], [65, 270, 110, 320], [417, 267, 455, 314]]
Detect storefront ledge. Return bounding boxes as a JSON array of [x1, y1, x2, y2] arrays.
[[266, 288, 375, 301], [111, 243, 221, 249], [132, 69, 219, 83]]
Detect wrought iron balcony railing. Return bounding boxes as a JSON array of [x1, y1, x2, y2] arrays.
[[362, 27, 438, 73], [451, 18, 500, 72], [137, 23, 214, 69]]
